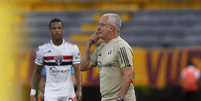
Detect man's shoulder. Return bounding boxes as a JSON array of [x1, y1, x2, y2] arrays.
[[39, 41, 51, 47], [64, 41, 76, 46], [36, 41, 51, 51], [114, 39, 131, 47]]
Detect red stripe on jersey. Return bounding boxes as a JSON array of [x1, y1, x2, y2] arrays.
[[44, 56, 73, 60], [44, 56, 54, 60], [63, 56, 73, 59], [131, 79, 134, 85]]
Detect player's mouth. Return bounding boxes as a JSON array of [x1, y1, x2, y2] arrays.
[[55, 34, 60, 36]]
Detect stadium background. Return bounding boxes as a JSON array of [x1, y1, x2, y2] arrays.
[[1, 0, 201, 101]]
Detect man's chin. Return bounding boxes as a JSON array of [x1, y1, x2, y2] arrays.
[[99, 36, 104, 39], [55, 38, 62, 41]]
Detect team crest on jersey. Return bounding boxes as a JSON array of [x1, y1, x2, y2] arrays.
[[36, 47, 39, 52], [107, 49, 113, 57], [54, 56, 63, 65]]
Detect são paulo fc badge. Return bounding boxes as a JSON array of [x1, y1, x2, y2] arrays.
[[107, 49, 113, 57], [54, 56, 63, 65]]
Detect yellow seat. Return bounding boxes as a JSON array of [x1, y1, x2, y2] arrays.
[[101, 2, 139, 11], [30, 1, 139, 11], [70, 33, 104, 45], [81, 23, 98, 32], [143, 1, 201, 9], [8, 0, 42, 3], [31, 2, 94, 11], [77, 44, 98, 55], [70, 34, 91, 41], [114, 0, 149, 1]]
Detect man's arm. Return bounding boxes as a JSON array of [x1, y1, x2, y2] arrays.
[[38, 76, 46, 100], [31, 64, 44, 89], [30, 64, 43, 101], [73, 64, 82, 101], [118, 66, 133, 99], [80, 31, 99, 71], [80, 42, 94, 71]]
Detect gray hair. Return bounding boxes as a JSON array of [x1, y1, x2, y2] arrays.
[[103, 13, 122, 34]]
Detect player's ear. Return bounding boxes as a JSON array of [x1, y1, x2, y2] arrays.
[[49, 28, 51, 34]]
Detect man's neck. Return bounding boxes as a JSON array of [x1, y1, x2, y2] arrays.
[[105, 33, 119, 43], [52, 39, 63, 46]]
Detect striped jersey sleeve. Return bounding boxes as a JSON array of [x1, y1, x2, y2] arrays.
[[72, 44, 81, 64], [35, 46, 44, 65], [117, 44, 133, 68]]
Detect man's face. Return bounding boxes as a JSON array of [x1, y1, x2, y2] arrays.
[[49, 22, 64, 41], [97, 16, 112, 40]]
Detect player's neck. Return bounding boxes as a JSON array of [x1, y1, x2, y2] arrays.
[[52, 39, 63, 46]]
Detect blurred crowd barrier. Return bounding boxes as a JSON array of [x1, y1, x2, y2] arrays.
[[8, 46, 200, 101], [6, 46, 201, 88], [4, 46, 201, 100]]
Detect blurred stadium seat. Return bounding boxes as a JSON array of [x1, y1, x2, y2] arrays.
[[16, 0, 201, 50], [121, 9, 201, 48]]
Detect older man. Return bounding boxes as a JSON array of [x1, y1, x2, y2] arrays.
[[80, 13, 136, 101]]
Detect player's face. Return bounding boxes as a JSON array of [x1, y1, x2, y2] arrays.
[[97, 16, 112, 40], [49, 22, 64, 41]]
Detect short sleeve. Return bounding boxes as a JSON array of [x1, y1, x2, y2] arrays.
[[41, 67, 46, 77], [72, 45, 80, 64], [117, 44, 133, 68], [35, 46, 44, 65]]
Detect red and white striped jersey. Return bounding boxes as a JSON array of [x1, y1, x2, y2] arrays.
[[35, 39, 80, 97]]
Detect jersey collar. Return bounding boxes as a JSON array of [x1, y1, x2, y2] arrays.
[[50, 39, 65, 47]]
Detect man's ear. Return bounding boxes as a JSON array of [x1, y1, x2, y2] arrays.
[[110, 26, 115, 31]]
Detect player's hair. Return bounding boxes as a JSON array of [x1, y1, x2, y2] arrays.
[[49, 18, 63, 29], [187, 61, 193, 66], [103, 13, 122, 34]]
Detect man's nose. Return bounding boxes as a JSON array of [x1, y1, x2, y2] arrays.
[[97, 26, 101, 31], [55, 28, 59, 32]]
